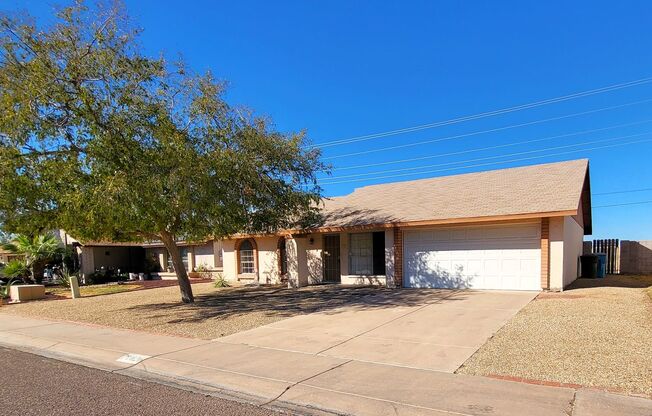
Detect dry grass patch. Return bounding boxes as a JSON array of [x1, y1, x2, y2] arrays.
[[46, 283, 143, 298], [0, 283, 401, 340], [458, 275, 652, 396], [0, 283, 275, 339]]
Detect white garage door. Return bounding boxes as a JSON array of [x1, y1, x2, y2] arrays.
[[404, 223, 541, 290]]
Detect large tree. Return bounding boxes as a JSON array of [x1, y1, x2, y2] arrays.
[[0, 1, 323, 302]]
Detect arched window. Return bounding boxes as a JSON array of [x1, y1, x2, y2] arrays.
[[239, 240, 255, 274]]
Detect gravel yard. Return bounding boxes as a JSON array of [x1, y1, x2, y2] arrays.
[[0, 282, 391, 339], [458, 274, 652, 396]]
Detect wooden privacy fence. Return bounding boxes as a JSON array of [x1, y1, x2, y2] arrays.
[[589, 239, 620, 274]]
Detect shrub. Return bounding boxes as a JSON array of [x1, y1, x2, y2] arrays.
[[195, 264, 213, 280], [1, 259, 28, 279], [56, 270, 77, 288], [0, 278, 15, 299], [213, 272, 230, 288]]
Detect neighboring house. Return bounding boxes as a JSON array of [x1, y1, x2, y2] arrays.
[[221, 159, 592, 291], [0, 248, 22, 265], [76, 240, 224, 279]]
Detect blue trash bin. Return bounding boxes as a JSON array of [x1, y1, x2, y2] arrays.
[[595, 253, 607, 278]]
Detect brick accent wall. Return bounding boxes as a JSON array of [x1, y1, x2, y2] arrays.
[[540, 218, 550, 290], [393, 227, 403, 288]]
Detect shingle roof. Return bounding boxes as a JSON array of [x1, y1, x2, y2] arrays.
[[318, 159, 590, 229]]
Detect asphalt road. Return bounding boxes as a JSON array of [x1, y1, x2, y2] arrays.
[[0, 347, 288, 416]]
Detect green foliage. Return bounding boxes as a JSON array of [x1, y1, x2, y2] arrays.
[[86, 270, 127, 285], [0, 1, 324, 302], [195, 264, 212, 280], [1, 259, 28, 279], [142, 256, 161, 274], [2, 234, 63, 281], [56, 269, 76, 288], [0, 277, 14, 299], [213, 272, 230, 288]]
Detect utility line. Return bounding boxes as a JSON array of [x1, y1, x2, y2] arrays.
[[593, 200, 652, 208], [332, 118, 652, 171], [593, 187, 652, 195], [318, 138, 652, 185], [312, 76, 652, 148], [319, 133, 652, 181], [323, 98, 652, 160]]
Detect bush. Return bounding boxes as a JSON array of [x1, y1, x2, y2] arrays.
[[86, 270, 128, 285], [0, 278, 15, 299], [1, 259, 28, 279], [195, 264, 213, 280], [56, 270, 77, 288], [213, 272, 230, 288]]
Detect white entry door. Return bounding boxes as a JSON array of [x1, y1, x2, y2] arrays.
[[404, 223, 541, 290]]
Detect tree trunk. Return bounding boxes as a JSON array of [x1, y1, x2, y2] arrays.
[[160, 232, 194, 303]]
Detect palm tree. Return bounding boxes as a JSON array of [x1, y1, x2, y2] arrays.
[[2, 234, 63, 283]]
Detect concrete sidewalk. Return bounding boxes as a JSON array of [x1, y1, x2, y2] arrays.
[[1, 314, 650, 416]]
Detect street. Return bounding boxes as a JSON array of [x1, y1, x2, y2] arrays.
[[0, 347, 287, 416]]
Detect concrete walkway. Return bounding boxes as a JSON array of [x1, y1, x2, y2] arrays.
[[1, 314, 651, 416]]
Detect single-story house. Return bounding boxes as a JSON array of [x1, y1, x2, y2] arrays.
[[75, 239, 223, 280], [221, 159, 592, 291], [0, 248, 22, 265]]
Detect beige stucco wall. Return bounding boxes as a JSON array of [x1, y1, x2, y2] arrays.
[[222, 239, 237, 281], [80, 247, 95, 277], [257, 236, 282, 284], [549, 216, 584, 291], [221, 230, 392, 287], [549, 217, 565, 290], [563, 216, 583, 287], [221, 236, 284, 284], [300, 234, 323, 285]]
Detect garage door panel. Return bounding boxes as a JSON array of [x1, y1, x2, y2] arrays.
[[405, 224, 541, 291]]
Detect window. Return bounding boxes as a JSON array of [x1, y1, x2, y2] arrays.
[[239, 240, 255, 274], [349, 232, 386, 275], [167, 247, 189, 271]]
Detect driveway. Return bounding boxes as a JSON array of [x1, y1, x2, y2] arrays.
[[219, 289, 537, 372]]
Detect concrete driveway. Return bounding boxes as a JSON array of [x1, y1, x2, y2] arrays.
[[220, 289, 537, 372]]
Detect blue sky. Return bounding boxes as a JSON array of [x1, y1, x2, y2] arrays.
[[7, 1, 652, 239]]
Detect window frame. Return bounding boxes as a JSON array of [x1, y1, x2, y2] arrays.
[[237, 239, 257, 275], [348, 231, 386, 276]]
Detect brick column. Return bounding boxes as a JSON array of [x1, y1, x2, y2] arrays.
[[393, 227, 403, 288], [540, 218, 550, 290]]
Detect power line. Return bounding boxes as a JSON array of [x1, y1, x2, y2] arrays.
[[593, 187, 652, 195], [323, 98, 652, 160], [318, 138, 652, 185], [319, 133, 652, 181], [312, 76, 652, 148], [332, 118, 652, 171], [593, 200, 652, 208]]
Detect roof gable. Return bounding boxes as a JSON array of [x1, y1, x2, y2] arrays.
[[317, 159, 590, 230]]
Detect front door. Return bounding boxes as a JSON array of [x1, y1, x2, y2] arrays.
[[322, 235, 341, 283]]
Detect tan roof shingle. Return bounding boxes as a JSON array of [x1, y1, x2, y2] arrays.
[[318, 159, 590, 228]]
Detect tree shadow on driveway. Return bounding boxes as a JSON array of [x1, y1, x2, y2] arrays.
[[126, 285, 468, 325]]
